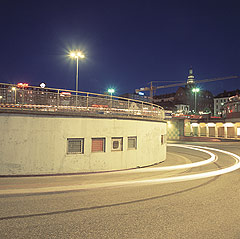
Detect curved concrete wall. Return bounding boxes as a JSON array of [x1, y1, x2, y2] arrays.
[[0, 113, 167, 175]]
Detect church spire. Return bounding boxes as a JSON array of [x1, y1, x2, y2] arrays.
[[187, 66, 195, 85]]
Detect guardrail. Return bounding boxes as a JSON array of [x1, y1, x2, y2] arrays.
[[0, 83, 165, 120]]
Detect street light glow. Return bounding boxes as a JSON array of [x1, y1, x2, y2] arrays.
[[70, 51, 76, 58], [70, 50, 85, 59], [192, 88, 200, 93], [69, 49, 86, 95], [192, 87, 200, 114], [108, 88, 115, 94]]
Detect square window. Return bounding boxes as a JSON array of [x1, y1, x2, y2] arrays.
[[128, 136, 137, 150], [92, 138, 105, 152], [67, 138, 84, 154], [111, 137, 123, 151]]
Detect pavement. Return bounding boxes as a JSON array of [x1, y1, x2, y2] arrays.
[[180, 136, 240, 142], [1, 139, 238, 196], [0, 149, 191, 196]]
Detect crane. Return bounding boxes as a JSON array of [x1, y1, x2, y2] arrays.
[[135, 75, 239, 99]]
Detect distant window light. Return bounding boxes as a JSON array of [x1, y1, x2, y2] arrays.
[[128, 136, 137, 150], [91, 138, 106, 152], [67, 138, 84, 154]]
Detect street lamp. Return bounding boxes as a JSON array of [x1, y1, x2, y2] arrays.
[[192, 87, 200, 114], [69, 50, 85, 94], [108, 88, 115, 108], [108, 88, 115, 96], [12, 87, 17, 104]]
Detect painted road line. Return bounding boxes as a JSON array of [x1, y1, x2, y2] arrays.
[[0, 144, 239, 195]]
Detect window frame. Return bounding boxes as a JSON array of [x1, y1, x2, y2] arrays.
[[67, 138, 84, 154], [128, 136, 137, 150], [111, 137, 123, 151], [91, 137, 106, 153]]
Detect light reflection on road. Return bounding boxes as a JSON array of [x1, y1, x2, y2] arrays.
[[1, 144, 240, 195]]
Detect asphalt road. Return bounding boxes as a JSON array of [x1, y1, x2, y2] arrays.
[[0, 141, 240, 239]]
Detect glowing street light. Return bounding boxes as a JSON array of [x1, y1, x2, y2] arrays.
[[69, 50, 85, 95], [40, 82, 46, 88], [192, 87, 200, 114], [108, 88, 115, 108], [12, 87, 17, 104], [108, 88, 115, 96]]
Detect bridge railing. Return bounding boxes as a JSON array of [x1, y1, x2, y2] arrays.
[[0, 83, 165, 120]]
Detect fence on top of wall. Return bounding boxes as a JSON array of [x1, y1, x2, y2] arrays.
[[0, 83, 165, 121]]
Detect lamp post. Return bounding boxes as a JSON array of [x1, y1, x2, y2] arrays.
[[192, 88, 200, 114], [69, 50, 85, 95], [12, 87, 17, 104], [108, 88, 115, 97], [108, 88, 115, 108]]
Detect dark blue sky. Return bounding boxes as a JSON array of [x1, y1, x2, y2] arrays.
[[0, 0, 239, 96]]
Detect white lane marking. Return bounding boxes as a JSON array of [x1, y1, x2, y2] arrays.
[[1, 144, 239, 195], [107, 144, 240, 185], [104, 144, 216, 174]]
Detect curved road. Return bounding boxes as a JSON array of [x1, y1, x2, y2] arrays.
[[0, 141, 240, 239]]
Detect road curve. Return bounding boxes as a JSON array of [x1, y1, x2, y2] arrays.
[[0, 141, 240, 239]]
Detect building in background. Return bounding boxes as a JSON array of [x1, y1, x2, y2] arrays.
[[174, 68, 214, 114], [175, 104, 190, 114], [154, 67, 214, 115], [214, 89, 240, 116], [153, 92, 176, 111], [119, 93, 151, 102], [222, 94, 240, 119]]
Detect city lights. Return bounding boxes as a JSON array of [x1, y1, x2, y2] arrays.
[[17, 83, 28, 88]]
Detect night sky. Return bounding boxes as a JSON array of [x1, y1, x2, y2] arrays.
[[0, 0, 239, 96]]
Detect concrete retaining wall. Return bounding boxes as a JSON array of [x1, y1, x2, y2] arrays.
[[0, 113, 167, 175]]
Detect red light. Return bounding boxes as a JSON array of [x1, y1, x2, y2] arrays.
[[17, 83, 28, 88], [60, 92, 71, 96]]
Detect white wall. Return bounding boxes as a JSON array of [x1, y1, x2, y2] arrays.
[[0, 113, 167, 175]]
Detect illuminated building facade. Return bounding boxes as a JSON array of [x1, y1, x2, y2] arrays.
[[214, 90, 240, 116], [174, 68, 213, 114]]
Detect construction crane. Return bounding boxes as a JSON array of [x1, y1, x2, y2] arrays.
[[135, 75, 239, 99]]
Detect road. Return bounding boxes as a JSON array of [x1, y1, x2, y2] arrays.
[[0, 141, 240, 239]]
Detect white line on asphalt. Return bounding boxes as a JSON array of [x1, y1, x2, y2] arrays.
[[103, 144, 217, 174], [1, 144, 240, 194]]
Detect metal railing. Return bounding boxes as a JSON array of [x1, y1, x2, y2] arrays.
[[0, 83, 165, 121]]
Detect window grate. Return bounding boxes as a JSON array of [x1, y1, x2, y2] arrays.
[[128, 136, 137, 149], [67, 138, 84, 154]]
